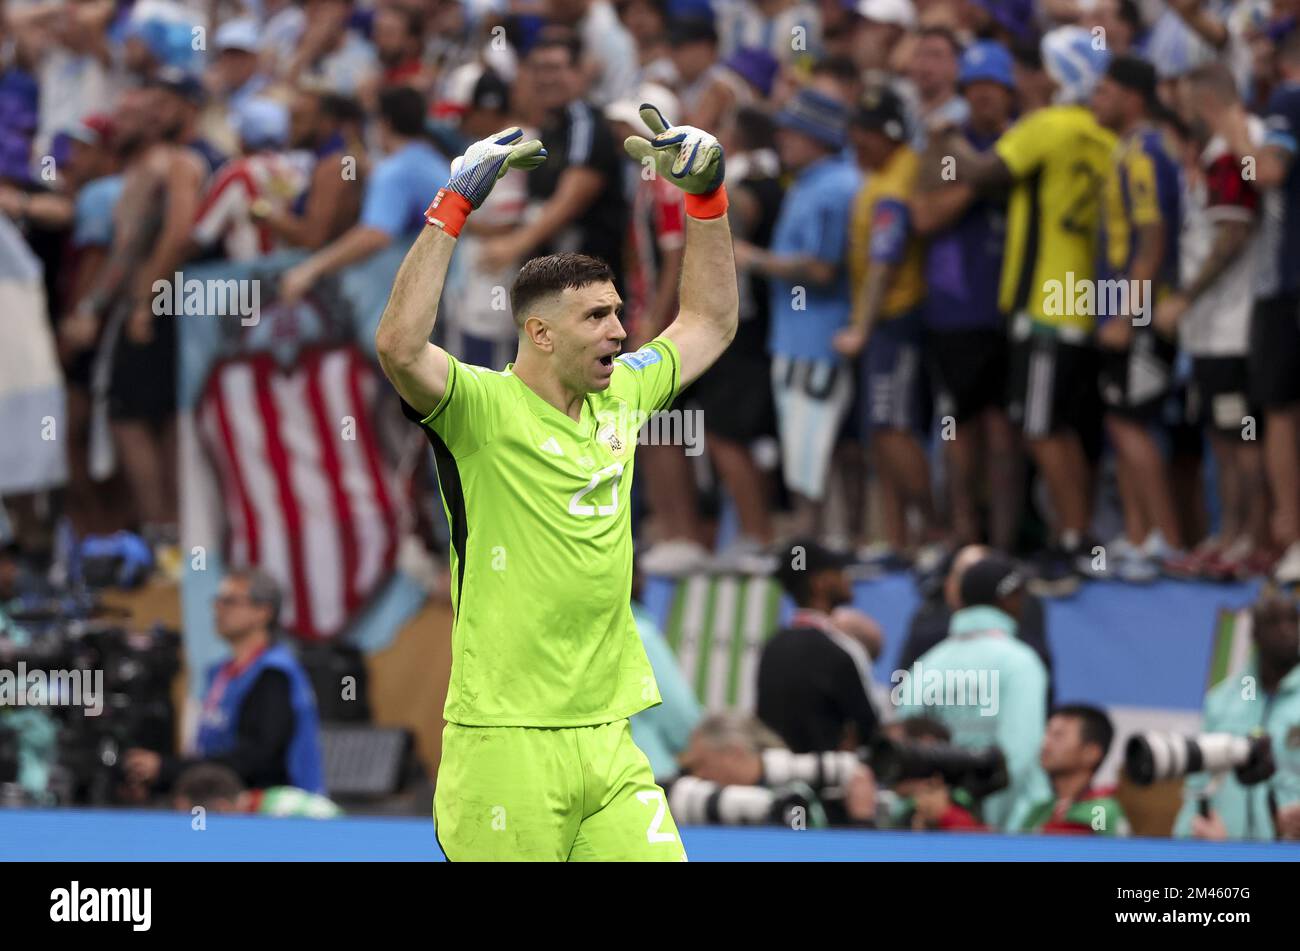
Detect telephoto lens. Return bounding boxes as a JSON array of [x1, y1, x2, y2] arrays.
[[1124, 731, 1275, 785], [868, 736, 1009, 799]]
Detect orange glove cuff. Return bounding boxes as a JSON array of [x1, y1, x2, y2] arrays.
[[684, 185, 728, 220], [425, 188, 473, 237]]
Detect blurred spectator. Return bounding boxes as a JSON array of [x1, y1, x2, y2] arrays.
[[853, 0, 917, 75], [914, 40, 1019, 551], [547, 0, 640, 107], [898, 544, 1055, 703], [1159, 63, 1269, 582], [191, 98, 312, 261], [714, 0, 821, 67], [441, 67, 532, 371], [1236, 32, 1300, 585], [837, 84, 940, 561], [904, 26, 968, 151], [125, 568, 326, 795], [616, 0, 678, 87], [148, 67, 228, 176], [670, 16, 722, 117], [253, 87, 365, 252], [174, 763, 342, 817], [758, 539, 879, 752], [1091, 54, 1186, 582], [737, 88, 859, 535], [1174, 591, 1300, 841], [687, 46, 779, 136], [479, 34, 626, 286], [280, 86, 451, 302], [1021, 704, 1129, 835], [896, 551, 1051, 830], [283, 0, 379, 95]]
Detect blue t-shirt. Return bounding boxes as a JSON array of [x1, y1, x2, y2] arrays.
[[361, 140, 451, 239], [767, 154, 861, 361], [922, 128, 1006, 332], [1261, 81, 1300, 297], [72, 175, 125, 249]]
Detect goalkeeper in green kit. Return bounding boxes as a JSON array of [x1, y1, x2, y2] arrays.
[[375, 105, 738, 861]]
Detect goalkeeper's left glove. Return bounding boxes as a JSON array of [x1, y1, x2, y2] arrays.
[[622, 103, 728, 217], [426, 127, 547, 237]]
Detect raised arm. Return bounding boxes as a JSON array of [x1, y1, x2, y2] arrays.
[[375, 128, 547, 417], [624, 105, 739, 387]]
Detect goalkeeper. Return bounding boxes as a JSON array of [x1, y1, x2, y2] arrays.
[[375, 108, 738, 861]]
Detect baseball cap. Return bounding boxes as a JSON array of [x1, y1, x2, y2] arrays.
[[470, 69, 511, 113], [775, 87, 849, 149], [958, 553, 1025, 608], [958, 40, 1015, 91], [233, 97, 289, 150], [773, 538, 853, 597], [852, 85, 908, 142], [855, 0, 917, 29], [215, 18, 260, 54]]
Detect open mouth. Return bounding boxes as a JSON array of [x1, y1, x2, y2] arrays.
[[599, 354, 615, 368]]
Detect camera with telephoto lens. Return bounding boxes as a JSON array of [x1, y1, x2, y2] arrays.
[[868, 736, 1009, 799], [1124, 731, 1275, 786]]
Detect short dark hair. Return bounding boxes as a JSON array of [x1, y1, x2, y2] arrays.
[[378, 86, 428, 137], [898, 716, 952, 743], [175, 763, 246, 807], [510, 253, 614, 326], [1051, 703, 1115, 762], [529, 28, 581, 66], [1187, 61, 1239, 103], [733, 105, 776, 153], [811, 55, 859, 84]]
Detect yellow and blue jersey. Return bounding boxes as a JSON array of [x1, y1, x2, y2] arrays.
[[994, 105, 1117, 330], [848, 145, 926, 319], [1099, 124, 1182, 305]]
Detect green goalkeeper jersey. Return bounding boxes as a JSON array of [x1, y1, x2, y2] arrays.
[[411, 337, 682, 727]]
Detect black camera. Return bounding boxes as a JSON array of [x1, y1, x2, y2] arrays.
[[1124, 731, 1275, 786], [868, 736, 1009, 799]]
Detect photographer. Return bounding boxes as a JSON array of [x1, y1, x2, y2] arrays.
[[883, 718, 987, 831], [1021, 705, 1129, 836], [173, 763, 341, 819], [668, 711, 877, 827], [1173, 592, 1300, 841], [758, 539, 881, 753], [123, 568, 326, 797], [895, 552, 1050, 831]]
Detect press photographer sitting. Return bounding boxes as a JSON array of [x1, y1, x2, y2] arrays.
[[666, 711, 878, 827], [124, 569, 326, 797], [1021, 705, 1128, 836], [1174, 592, 1300, 841]]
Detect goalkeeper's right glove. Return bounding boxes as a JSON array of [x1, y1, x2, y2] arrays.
[[426, 127, 547, 237]]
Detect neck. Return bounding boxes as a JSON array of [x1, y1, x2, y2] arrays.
[[231, 629, 270, 667], [513, 352, 586, 421], [1051, 768, 1093, 804], [1118, 113, 1146, 138], [1258, 657, 1295, 694]]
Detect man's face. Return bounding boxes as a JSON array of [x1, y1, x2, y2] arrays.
[[1040, 714, 1099, 776], [373, 8, 414, 63], [1090, 75, 1126, 131], [671, 40, 716, 83], [910, 35, 958, 100], [775, 127, 826, 172], [289, 91, 324, 148], [215, 48, 259, 93], [213, 576, 270, 642], [527, 47, 578, 111], [527, 281, 626, 393], [813, 567, 853, 610], [113, 89, 156, 151], [964, 80, 1012, 131], [849, 125, 893, 168]]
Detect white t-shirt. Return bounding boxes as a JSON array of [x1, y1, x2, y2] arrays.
[[1178, 117, 1265, 358]]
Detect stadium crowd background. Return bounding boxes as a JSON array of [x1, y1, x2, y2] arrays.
[[1, 0, 1300, 845]]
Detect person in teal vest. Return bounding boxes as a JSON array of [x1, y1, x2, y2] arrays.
[[124, 567, 325, 796], [1021, 704, 1129, 835], [1174, 591, 1300, 841], [894, 552, 1050, 830]]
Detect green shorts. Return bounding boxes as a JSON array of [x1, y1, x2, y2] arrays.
[[433, 718, 687, 862]]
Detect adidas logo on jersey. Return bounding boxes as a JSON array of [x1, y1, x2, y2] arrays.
[[539, 437, 564, 456]]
